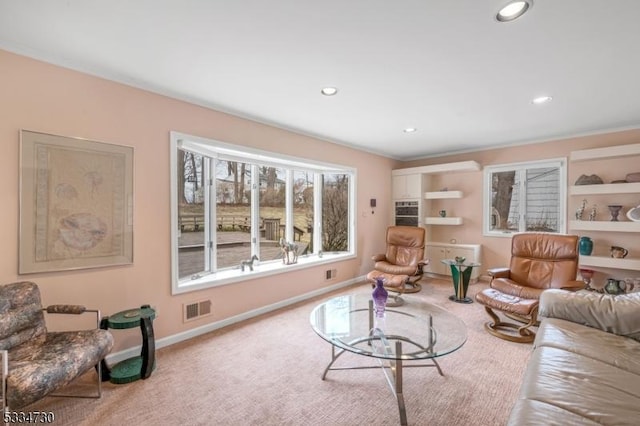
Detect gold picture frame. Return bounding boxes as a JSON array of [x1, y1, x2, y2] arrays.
[[19, 130, 134, 273]]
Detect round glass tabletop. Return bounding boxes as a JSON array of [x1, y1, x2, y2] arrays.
[[310, 294, 467, 361]]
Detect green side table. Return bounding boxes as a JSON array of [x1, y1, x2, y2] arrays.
[[100, 305, 156, 384], [442, 260, 481, 304]]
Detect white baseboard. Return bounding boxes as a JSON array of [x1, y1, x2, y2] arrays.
[[106, 275, 365, 364]]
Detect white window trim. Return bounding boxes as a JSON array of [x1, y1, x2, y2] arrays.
[[170, 131, 357, 295], [482, 157, 567, 237]]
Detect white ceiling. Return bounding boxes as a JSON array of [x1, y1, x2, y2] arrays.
[[1, 1, 640, 160]]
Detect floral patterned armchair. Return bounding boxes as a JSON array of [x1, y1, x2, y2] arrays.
[[0, 281, 113, 410]]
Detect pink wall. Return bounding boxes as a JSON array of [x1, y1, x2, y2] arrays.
[[399, 130, 640, 285], [3, 48, 638, 352], [0, 50, 395, 350]]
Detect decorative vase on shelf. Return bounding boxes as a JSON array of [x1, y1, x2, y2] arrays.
[[604, 279, 624, 295], [579, 268, 594, 287], [579, 236, 593, 256], [608, 205, 623, 221], [372, 277, 388, 318]]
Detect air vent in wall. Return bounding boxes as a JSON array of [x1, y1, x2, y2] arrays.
[[183, 299, 212, 322], [325, 269, 337, 280]]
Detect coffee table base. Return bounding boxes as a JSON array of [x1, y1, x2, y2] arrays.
[[321, 340, 443, 426]]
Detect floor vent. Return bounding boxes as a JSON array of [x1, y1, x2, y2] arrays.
[[183, 299, 212, 322]]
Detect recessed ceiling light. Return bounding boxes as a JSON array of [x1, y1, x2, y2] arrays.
[[403, 128, 417, 133], [321, 87, 338, 96], [532, 96, 552, 105], [496, 0, 533, 22]]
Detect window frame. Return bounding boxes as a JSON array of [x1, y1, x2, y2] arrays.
[[482, 158, 567, 237], [170, 131, 357, 295]]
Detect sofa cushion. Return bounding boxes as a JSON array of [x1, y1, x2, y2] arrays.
[[535, 318, 640, 376], [539, 289, 640, 341], [508, 399, 601, 426], [489, 278, 544, 300], [508, 345, 640, 425], [475, 288, 538, 316]]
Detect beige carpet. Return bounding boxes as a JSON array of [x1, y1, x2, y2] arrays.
[[26, 279, 532, 425]]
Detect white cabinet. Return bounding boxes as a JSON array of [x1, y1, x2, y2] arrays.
[[424, 243, 482, 279], [568, 143, 640, 272], [392, 173, 426, 226], [392, 174, 422, 199], [425, 245, 452, 275]]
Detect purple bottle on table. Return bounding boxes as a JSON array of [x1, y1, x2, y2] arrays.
[[372, 277, 388, 318]]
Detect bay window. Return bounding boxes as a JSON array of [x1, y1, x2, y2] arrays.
[[170, 132, 355, 294]]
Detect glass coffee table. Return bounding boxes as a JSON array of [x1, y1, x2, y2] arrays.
[[310, 294, 467, 425]]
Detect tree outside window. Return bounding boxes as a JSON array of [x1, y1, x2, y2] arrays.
[[484, 159, 566, 236]]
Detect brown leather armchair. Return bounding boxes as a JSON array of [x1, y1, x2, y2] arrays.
[[366, 226, 429, 305], [475, 233, 584, 343]]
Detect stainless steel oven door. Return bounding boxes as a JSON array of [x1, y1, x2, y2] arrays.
[[395, 216, 418, 226]]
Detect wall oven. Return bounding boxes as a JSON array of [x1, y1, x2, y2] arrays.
[[395, 201, 419, 226]]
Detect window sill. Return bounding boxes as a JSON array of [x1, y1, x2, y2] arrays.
[[484, 231, 516, 238], [172, 252, 356, 295], [484, 230, 565, 238]]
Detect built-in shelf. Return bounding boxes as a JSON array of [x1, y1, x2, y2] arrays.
[[569, 143, 640, 273], [424, 190, 463, 199], [393, 161, 480, 230], [569, 182, 640, 195], [569, 220, 640, 232], [570, 143, 640, 162], [392, 160, 481, 176], [579, 255, 640, 271], [425, 217, 463, 225]]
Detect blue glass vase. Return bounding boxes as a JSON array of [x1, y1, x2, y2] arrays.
[[372, 277, 388, 318], [579, 236, 593, 256]]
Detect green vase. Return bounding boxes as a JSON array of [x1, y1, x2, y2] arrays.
[[579, 236, 593, 256]]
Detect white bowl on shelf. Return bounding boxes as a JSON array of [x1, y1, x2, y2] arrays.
[[627, 205, 640, 222]]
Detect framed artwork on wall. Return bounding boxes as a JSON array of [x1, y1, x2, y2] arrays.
[[19, 130, 134, 273]]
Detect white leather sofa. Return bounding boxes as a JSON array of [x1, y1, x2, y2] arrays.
[[507, 289, 640, 425]]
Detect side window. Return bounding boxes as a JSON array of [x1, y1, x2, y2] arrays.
[[177, 150, 206, 279], [484, 159, 566, 236], [216, 159, 252, 270], [293, 170, 315, 254], [322, 174, 350, 252]]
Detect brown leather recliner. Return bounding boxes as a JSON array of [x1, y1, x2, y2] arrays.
[[475, 232, 584, 343], [366, 226, 429, 306]]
